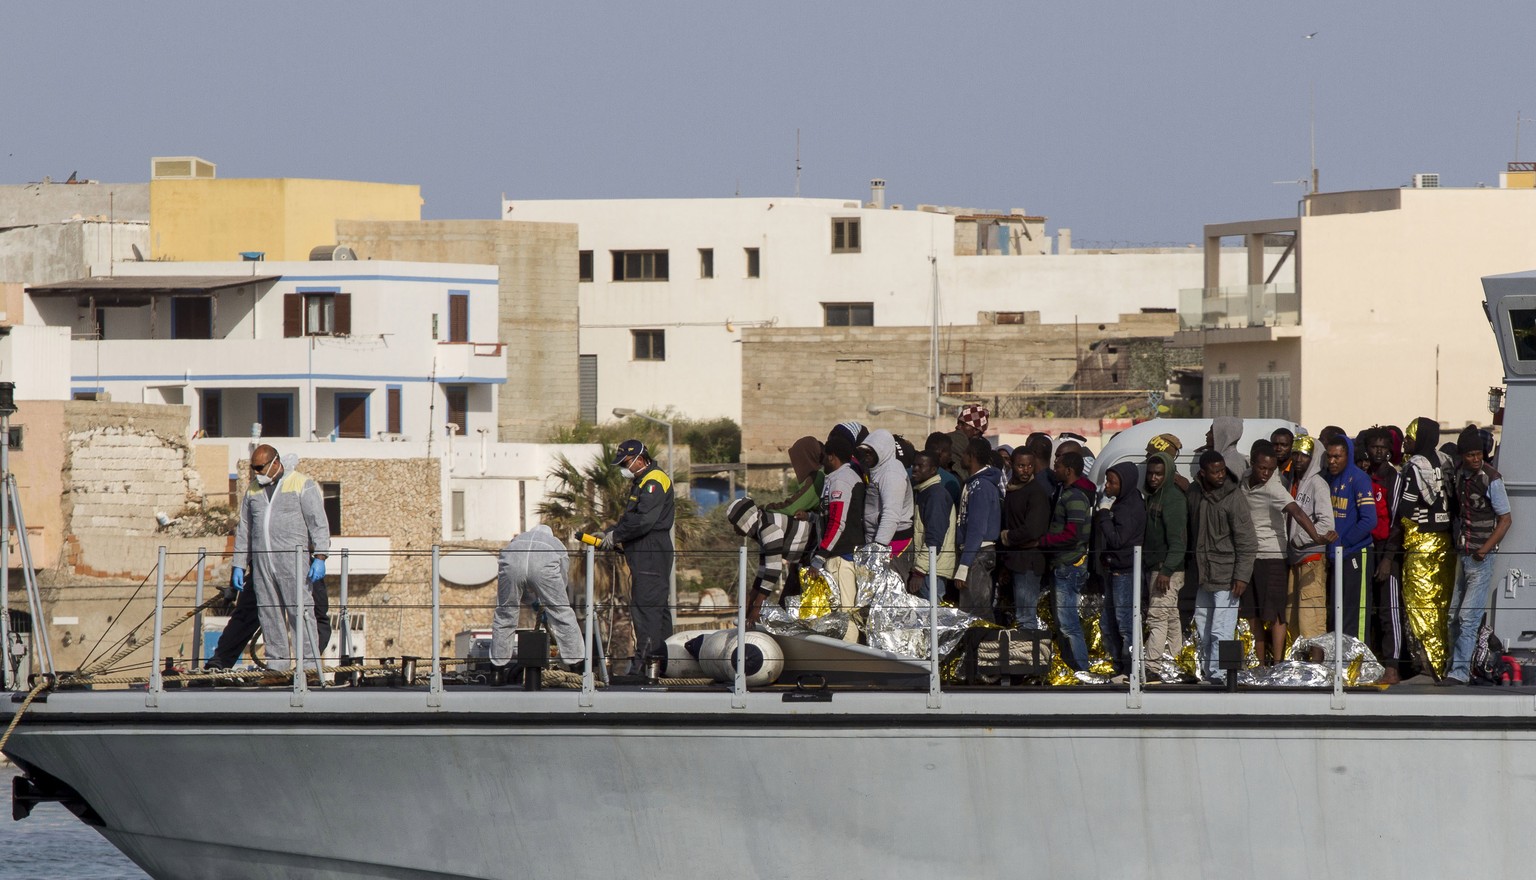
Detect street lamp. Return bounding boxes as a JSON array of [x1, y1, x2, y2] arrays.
[[611, 407, 677, 629], [866, 396, 968, 431]]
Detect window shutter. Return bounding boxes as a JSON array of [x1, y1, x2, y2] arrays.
[[283, 294, 301, 338], [334, 293, 351, 336]]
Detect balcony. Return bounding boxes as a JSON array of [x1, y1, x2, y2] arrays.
[[432, 342, 507, 384], [1178, 284, 1299, 332]]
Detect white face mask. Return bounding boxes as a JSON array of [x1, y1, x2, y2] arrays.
[[255, 473, 274, 486], [620, 466, 636, 479]]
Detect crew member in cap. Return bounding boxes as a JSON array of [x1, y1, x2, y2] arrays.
[[948, 404, 990, 480], [602, 439, 676, 675]]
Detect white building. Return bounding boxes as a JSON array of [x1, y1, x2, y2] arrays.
[[25, 260, 506, 443], [503, 192, 1261, 423]]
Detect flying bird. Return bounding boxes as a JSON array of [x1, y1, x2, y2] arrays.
[[1304, 32, 1318, 39]]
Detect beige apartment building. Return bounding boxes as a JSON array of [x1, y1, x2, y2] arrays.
[[1178, 175, 1536, 432]]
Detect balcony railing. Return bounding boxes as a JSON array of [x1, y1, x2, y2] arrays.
[[1178, 284, 1298, 331]]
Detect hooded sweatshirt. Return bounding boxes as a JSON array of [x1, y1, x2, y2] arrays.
[[861, 429, 916, 546], [1143, 451, 1188, 576], [726, 497, 815, 596], [1288, 440, 1335, 564], [1211, 416, 1248, 479], [1093, 461, 1147, 575], [1391, 416, 1452, 534], [1193, 472, 1257, 589], [1325, 434, 1377, 556], [912, 472, 957, 578], [765, 436, 825, 517], [815, 461, 872, 560], [956, 463, 1003, 567]]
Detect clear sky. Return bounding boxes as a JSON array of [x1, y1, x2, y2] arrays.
[[3, 2, 1533, 244]]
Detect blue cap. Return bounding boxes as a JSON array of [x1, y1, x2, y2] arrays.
[[612, 439, 646, 465]]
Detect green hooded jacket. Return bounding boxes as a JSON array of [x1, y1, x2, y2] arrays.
[[1143, 451, 1188, 576]]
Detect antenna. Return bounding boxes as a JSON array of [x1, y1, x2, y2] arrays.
[[1517, 110, 1536, 161], [792, 129, 804, 196]]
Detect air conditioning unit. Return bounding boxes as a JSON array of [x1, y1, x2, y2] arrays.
[[1412, 173, 1440, 188], [151, 156, 216, 180], [309, 245, 357, 261]]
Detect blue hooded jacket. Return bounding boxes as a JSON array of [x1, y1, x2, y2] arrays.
[[1325, 434, 1377, 555]]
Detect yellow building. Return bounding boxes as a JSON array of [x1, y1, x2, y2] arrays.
[[149, 160, 422, 261]]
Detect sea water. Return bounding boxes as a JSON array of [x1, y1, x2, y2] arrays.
[[1, 767, 147, 879]]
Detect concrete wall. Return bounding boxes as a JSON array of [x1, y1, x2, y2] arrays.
[[740, 313, 1179, 465], [0, 221, 149, 286], [1295, 188, 1536, 431], [505, 196, 1259, 422], [0, 182, 148, 228], [337, 220, 580, 443], [150, 178, 422, 261]]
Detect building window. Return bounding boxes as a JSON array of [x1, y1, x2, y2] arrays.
[[941, 373, 973, 394], [320, 482, 342, 536], [823, 302, 874, 327], [444, 385, 468, 435], [171, 296, 213, 339], [1257, 373, 1291, 420], [578, 250, 594, 282], [386, 386, 402, 435], [832, 218, 861, 253], [200, 389, 223, 438], [451, 490, 466, 537], [3, 425, 21, 451], [1206, 376, 1240, 418], [447, 291, 469, 343], [256, 393, 295, 438], [632, 329, 665, 361], [699, 248, 714, 279], [745, 247, 760, 278], [612, 250, 669, 281], [284, 292, 351, 337], [335, 392, 369, 439]]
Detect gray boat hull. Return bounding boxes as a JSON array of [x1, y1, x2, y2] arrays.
[[8, 687, 1536, 879]]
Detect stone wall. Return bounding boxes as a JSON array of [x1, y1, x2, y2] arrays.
[[62, 402, 208, 577], [740, 313, 1180, 470], [337, 219, 580, 444]]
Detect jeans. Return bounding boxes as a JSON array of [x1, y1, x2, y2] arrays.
[[1099, 571, 1135, 673], [1011, 569, 1043, 628], [1448, 553, 1496, 681], [1194, 587, 1241, 682], [1052, 562, 1090, 671]]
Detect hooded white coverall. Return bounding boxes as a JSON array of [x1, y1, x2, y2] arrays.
[[231, 470, 331, 673], [493, 525, 586, 668]]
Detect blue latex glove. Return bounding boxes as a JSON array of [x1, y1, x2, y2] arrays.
[[231, 567, 246, 592], [308, 558, 326, 583]]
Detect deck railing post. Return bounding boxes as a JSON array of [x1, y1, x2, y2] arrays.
[[581, 543, 595, 706], [147, 546, 167, 706], [1332, 545, 1345, 709], [429, 544, 443, 705], [1129, 545, 1143, 708], [292, 545, 307, 704], [928, 546, 940, 709], [193, 547, 206, 670], [339, 549, 351, 665], [733, 545, 747, 708]]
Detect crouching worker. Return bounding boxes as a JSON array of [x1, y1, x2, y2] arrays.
[[493, 525, 586, 674]]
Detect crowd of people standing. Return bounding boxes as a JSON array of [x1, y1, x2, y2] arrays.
[[761, 406, 1512, 686]]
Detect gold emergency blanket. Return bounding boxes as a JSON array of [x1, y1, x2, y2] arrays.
[[1400, 518, 1454, 678]]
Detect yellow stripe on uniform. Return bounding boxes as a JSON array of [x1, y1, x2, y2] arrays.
[[639, 470, 672, 492]]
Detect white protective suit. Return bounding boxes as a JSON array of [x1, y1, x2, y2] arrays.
[[493, 525, 586, 668], [231, 470, 331, 673]]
